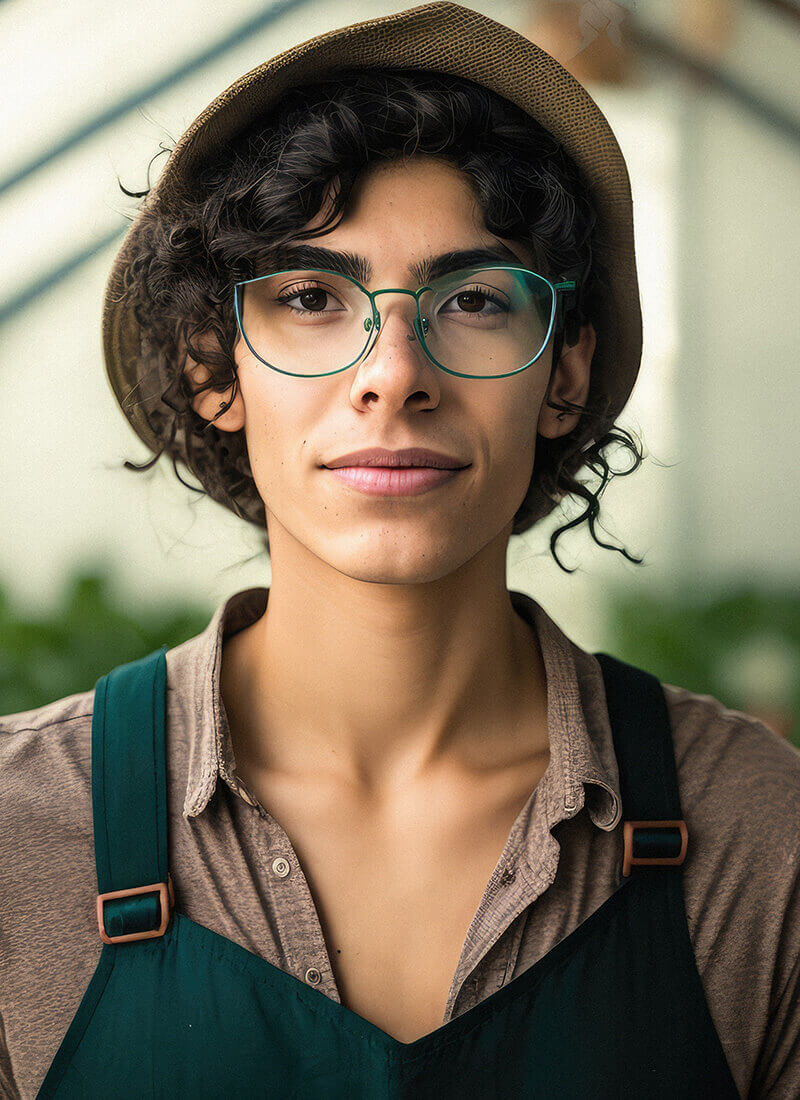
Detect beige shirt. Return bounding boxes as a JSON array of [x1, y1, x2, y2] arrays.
[[2, 585, 799, 1098]]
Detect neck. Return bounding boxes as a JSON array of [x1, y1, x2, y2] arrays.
[[220, 532, 549, 795]]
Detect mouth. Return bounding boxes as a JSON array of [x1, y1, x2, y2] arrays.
[[321, 464, 468, 497]]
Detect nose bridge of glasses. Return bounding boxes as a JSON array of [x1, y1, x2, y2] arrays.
[[368, 286, 424, 330]]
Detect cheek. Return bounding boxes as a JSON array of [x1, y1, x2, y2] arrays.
[[481, 386, 542, 497], [235, 375, 282, 478], [237, 370, 323, 483], [481, 383, 542, 457]]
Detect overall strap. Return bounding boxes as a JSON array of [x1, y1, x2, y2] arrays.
[[593, 652, 688, 878], [92, 645, 175, 945]]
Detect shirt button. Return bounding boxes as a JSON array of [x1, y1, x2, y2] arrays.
[[305, 967, 322, 985], [499, 865, 516, 885], [271, 857, 291, 878]]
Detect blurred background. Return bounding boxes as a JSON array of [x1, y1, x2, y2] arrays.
[[1, 0, 798, 743]]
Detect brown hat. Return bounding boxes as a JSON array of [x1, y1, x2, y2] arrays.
[[102, 0, 642, 453]]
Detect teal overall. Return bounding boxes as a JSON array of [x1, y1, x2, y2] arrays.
[[37, 648, 740, 1099]]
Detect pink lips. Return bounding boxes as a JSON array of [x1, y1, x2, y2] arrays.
[[324, 466, 464, 496]]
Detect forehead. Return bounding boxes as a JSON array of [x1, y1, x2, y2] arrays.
[[349, 153, 475, 194], [290, 155, 540, 279], [334, 155, 487, 233]]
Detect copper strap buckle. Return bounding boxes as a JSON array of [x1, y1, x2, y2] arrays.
[[97, 873, 175, 944], [622, 820, 688, 877]]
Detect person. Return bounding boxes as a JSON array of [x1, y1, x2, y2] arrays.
[[1, 3, 799, 1097]]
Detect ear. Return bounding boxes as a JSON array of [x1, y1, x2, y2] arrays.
[[182, 337, 245, 433], [537, 321, 596, 439]]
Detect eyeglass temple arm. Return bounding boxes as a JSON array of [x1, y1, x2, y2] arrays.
[[553, 279, 578, 311], [553, 279, 582, 346], [553, 278, 577, 295]]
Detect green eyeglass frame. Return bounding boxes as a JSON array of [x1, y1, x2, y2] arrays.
[[232, 265, 578, 380]]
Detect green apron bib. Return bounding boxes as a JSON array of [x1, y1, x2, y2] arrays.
[[37, 647, 740, 1099]]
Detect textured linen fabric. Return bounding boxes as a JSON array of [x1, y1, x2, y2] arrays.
[[1, 585, 799, 1099]]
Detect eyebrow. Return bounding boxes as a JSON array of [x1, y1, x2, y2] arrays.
[[259, 242, 529, 285]]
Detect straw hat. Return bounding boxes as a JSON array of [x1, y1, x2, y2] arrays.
[[102, 0, 642, 453]]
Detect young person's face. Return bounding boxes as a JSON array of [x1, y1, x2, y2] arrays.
[[187, 153, 595, 585]]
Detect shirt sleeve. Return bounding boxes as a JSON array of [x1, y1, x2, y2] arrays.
[[750, 852, 800, 1096]]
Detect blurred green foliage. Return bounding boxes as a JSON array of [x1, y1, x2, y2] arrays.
[[0, 566, 210, 716], [602, 580, 800, 748], [2, 564, 798, 750]]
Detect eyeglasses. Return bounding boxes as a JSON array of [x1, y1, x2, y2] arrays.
[[232, 265, 578, 379]]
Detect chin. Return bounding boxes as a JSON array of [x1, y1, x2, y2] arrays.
[[326, 543, 471, 587]]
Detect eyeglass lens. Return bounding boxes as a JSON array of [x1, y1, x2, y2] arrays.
[[235, 266, 554, 377]]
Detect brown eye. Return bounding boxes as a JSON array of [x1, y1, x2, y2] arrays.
[[297, 289, 328, 311], [456, 291, 485, 313]]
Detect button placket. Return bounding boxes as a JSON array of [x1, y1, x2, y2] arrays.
[[244, 792, 341, 1004]]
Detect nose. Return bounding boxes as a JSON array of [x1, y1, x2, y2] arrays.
[[350, 288, 439, 411]]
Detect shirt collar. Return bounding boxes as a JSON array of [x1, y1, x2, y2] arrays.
[[174, 586, 621, 832], [511, 589, 622, 832]]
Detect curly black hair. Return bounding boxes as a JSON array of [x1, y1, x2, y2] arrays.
[[116, 66, 646, 573]]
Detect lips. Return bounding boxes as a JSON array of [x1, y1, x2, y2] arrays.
[[323, 465, 465, 496]]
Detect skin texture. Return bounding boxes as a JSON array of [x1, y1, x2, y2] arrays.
[[184, 154, 597, 1039]]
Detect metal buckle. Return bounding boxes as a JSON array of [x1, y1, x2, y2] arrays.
[[97, 873, 175, 944], [622, 820, 688, 877]]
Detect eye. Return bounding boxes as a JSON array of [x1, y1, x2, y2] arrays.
[[275, 281, 346, 315], [440, 285, 508, 319]]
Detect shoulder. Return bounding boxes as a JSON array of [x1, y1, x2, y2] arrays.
[[0, 688, 95, 736], [0, 689, 96, 859], [660, 681, 800, 1094], [662, 680, 800, 843], [0, 691, 102, 1096], [0, 687, 96, 773], [661, 678, 800, 967], [660, 680, 800, 1088], [661, 680, 800, 907]]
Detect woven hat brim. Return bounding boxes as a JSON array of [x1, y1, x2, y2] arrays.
[[102, 0, 642, 453]]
